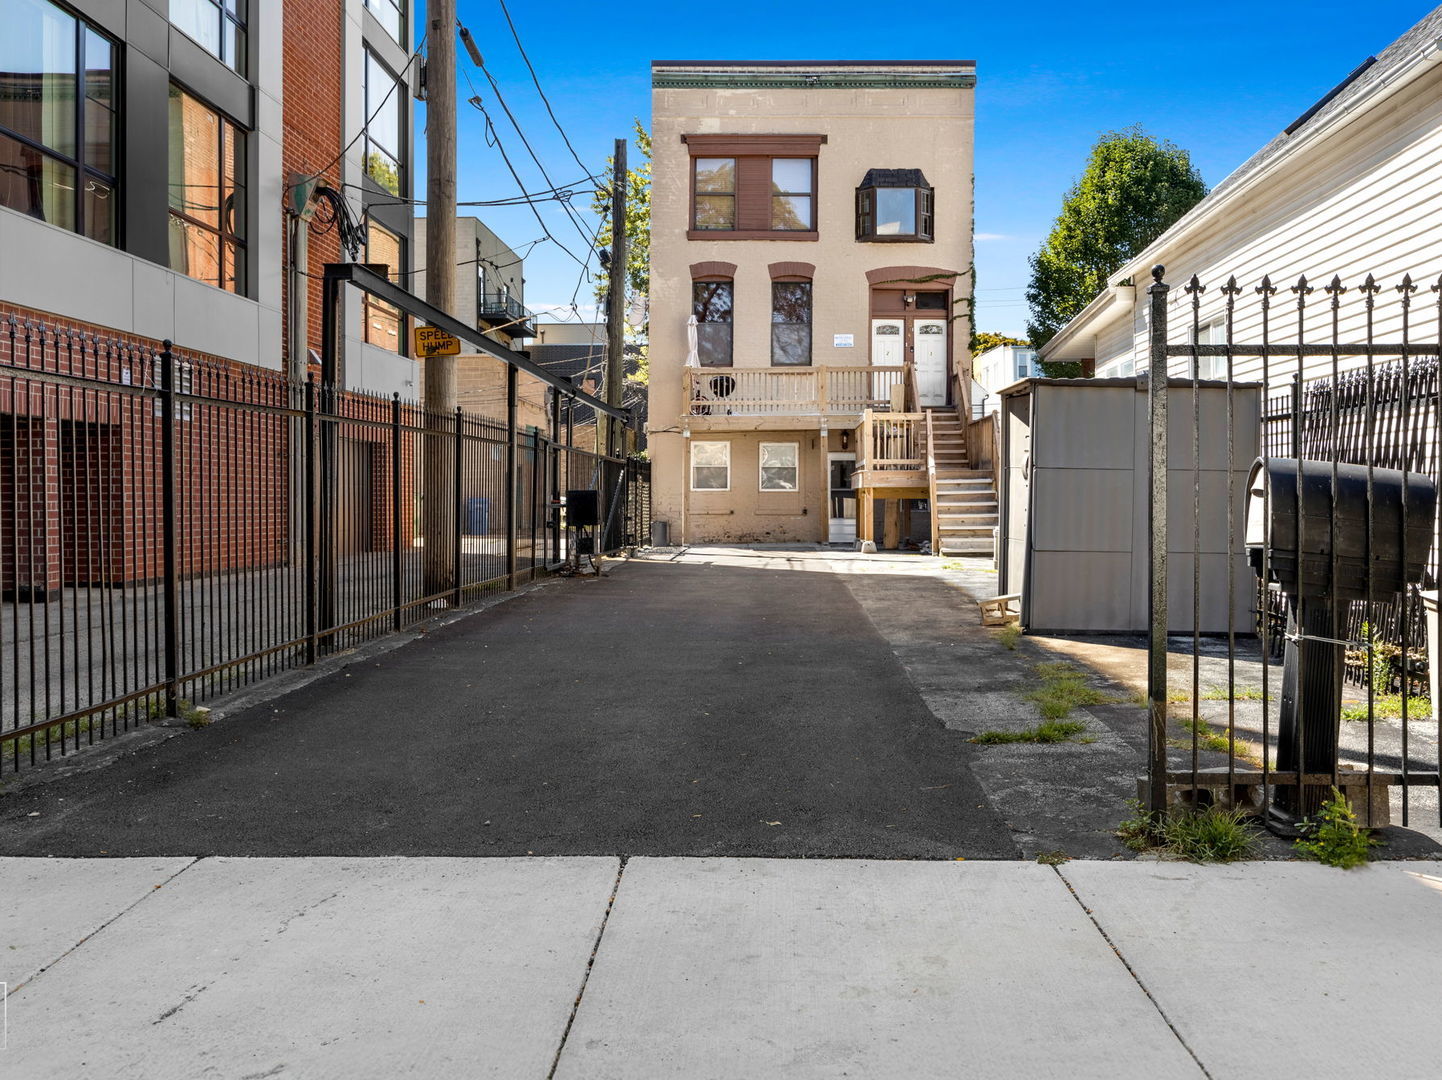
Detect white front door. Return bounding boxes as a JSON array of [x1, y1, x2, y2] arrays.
[[914, 319, 948, 407], [828, 453, 857, 544], [871, 319, 904, 405]]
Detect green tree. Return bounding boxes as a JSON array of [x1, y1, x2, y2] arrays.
[[972, 331, 1029, 357], [1026, 126, 1207, 356], [592, 120, 651, 333]]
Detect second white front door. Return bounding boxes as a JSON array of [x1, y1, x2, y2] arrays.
[[871, 319, 905, 405], [914, 319, 948, 407]]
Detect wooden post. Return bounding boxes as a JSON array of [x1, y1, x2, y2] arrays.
[[883, 499, 902, 550], [422, 0, 458, 601]]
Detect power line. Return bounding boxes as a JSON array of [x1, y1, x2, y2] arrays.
[[494, 0, 602, 185]]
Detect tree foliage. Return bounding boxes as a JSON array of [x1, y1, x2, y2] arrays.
[[972, 331, 1029, 357], [592, 120, 651, 333], [1026, 126, 1207, 351]]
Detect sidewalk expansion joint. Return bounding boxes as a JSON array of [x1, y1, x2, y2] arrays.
[[1051, 865, 1214, 1080], [6, 856, 202, 999], [546, 854, 628, 1080]]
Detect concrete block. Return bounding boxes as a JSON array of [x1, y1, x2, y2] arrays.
[[1062, 861, 1442, 1077], [6, 856, 618, 1079], [556, 858, 1201, 1079], [0, 858, 192, 990]]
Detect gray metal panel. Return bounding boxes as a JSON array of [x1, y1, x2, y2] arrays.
[[124, 51, 171, 267], [1027, 551, 1134, 632], [168, 26, 253, 126], [1032, 383, 1135, 469], [1030, 469, 1133, 552]]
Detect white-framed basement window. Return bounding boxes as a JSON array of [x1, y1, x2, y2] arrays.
[[691, 440, 730, 491], [759, 442, 799, 491]]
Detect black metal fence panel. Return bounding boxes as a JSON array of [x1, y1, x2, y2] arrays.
[[1145, 269, 1442, 832], [0, 317, 642, 773]]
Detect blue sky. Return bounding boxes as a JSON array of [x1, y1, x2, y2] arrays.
[[417, 1, 1434, 338]]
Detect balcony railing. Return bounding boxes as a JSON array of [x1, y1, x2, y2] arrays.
[[685, 364, 908, 417], [477, 291, 536, 336]]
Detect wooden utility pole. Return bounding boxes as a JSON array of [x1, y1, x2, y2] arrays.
[[604, 137, 627, 458], [423, 0, 458, 599]]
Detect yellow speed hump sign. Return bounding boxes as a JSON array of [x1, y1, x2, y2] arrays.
[[413, 326, 461, 357]]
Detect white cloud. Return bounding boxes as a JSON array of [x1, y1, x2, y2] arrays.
[[975, 232, 1010, 242]]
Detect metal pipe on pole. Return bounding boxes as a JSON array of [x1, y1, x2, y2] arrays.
[[423, 0, 458, 600]]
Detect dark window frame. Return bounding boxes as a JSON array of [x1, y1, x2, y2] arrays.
[[683, 134, 824, 241], [171, 0, 248, 73], [855, 183, 935, 243], [769, 157, 815, 232], [691, 156, 736, 231], [0, 2, 121, 245], [362, 47, 404, 196], [167, 83, 246, 294], [692, 278, 734, 367], [770, 279, 812, 367], [363, 215, 407, 354]]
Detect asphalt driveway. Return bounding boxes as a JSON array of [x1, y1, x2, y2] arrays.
[[0, 559, 1016, 859]]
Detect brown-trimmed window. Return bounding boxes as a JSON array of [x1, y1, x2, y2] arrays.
[[364, 218, 405, 352], [693, 280, 733, 366], [693, 158, 735, 230], [856, 169, 934, 242], [770, 158, 813, 230], [167, 85, 246, 293], [771, 281, 812, 367], [685, 134, 824, 238]]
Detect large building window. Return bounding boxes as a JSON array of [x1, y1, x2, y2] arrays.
[[855, 169, 934, 242], [685, 134, 823, 238], [771, 282, 812, 366], [770, 159, 814, 231], [364, 0, 404, 45], [0, 0, 118, 244], [171, 0, 246, 72], [364, 218, 404, 351], [692, 158, 734, 230], [364, 49, 402, 195], [168, 85, 246, 293], [691, 441, 730, 491], [692, 281, 733, 367]]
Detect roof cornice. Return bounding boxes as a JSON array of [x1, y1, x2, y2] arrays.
[[652, 61, 975, 90]]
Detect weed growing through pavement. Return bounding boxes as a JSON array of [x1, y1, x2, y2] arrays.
[[972, 720, 1088, 745], [1168, 717, 1265, 767], [996, 623, 1021, 650], [1199, 685, 1264, 701], [1117, 799, 1258, 862], [1026, 662, 1118, 721], [1036, 850, 1071, 865], [1340, 694, 1432, 721], [1294, 788, 1377, 869]]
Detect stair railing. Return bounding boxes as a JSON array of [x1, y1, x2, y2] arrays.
[[925, 409, 940, 556]]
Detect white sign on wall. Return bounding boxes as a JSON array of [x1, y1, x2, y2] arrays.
[[833, 334, 855, 348]]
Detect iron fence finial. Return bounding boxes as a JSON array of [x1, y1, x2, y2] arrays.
[[1293, 275, 1313, 297], [1397, 273, 1416, 295], [1221, 275, 1242, 296], [1184, 274, 1204, 295], [1257, 274, 1277, 296]]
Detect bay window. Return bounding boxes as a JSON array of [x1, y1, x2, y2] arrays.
[[856, 169, 934, 242], [0, 0, 119, 244]]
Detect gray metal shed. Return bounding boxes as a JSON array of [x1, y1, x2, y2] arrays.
[[998, 378, 1261, 634]]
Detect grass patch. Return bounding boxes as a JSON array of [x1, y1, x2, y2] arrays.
[[1168, 717, 1265, 767], [1036, 850, 1071, 865], [1127, 686, 1192, 708], [1295, 788, 1377, 869], [1117, 800, 1258, 862], [1025, 662, 1118, 721], [1341, 694, 1432, 722], [996, 623, 1021, 650], [1199, 685, 1264, 701], [972, 720, 1087, 745], [940, 560, 965, 571]]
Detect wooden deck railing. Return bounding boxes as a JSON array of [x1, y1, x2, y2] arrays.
[[862, 412, 929, 470], [685, 364, 907, 417]]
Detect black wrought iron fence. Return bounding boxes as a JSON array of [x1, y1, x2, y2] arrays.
[[1143, 268, 1442, 832], [0, 316, 646, 774]]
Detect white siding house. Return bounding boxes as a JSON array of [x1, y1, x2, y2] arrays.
[[972, 343, 1040, 413], [1040, 8, 1442, 387]]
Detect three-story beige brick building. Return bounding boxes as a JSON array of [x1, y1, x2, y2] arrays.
[[647, 60, 980, 549]]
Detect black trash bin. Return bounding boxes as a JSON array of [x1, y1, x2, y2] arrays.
[[1245, 457, 1436, 822]]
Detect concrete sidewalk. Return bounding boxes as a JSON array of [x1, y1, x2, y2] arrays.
[[6, 856, 1442, 1079]]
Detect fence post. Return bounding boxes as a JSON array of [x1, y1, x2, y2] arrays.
[[159, 340, 181, 717], [453, 406, 463, 608], [392, 393, 403, 632], [1146, 266, 1171, 813], [549, 388, 561, 564], [506, 364, 518, 590], [304, 376, 317, 664]]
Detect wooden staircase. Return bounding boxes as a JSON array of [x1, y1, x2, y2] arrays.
[[927, 411, 998, 557]]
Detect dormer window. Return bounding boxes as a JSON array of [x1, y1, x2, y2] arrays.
[[855, 169, 934, 242]]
